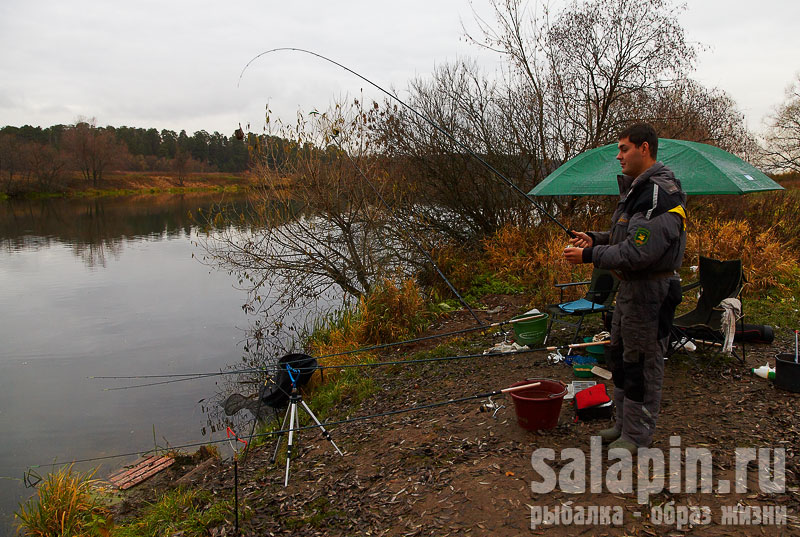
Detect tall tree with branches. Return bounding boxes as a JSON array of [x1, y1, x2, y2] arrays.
[[198, 100, 409, 323], [763, 74, 800, 173], [467, 0, 698, 162]]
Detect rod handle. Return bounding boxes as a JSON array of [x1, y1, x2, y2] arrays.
[[500, 381, 542, 394], [545, 339, 610, 351]]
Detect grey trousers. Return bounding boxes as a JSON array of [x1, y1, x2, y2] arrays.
[[607, 278, 680, 447]]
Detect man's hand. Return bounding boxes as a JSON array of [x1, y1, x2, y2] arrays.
[[569, 231, 593, 248], [563, 247, 584, 265]]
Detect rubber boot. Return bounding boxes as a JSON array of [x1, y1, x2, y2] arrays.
[[620, 396, 655, 448], [608, 437, 638, 456], [597, 386, 625, 444], [598, 427, 621, 444]]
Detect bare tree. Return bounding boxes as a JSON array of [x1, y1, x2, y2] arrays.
[[466, 0, 553, 164], [28, 142, 68, 190], [62, 118, 128, 186], [0, 134, 26, 193], [374, 60, 540, 241], [763, 74, 800, 173], [636, 79, 756, 156], [198, 100, 408, 321], [546, 0, 695, 151], [172, 147, 196, 186], [467, 0, 698, 161], [371, 0, 705, 241]]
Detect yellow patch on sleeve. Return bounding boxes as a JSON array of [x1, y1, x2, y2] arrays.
[[668, 205, 686, 230]]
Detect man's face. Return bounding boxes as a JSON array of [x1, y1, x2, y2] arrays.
[[616, 137, 650, 177]]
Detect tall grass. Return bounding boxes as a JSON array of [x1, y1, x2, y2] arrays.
[[482, 224, 593, 305], [14, 465, 111, 537], [294, 278, 430, 418], [306, 278, 430, 366], [690, 190, 800, 254], [686, 218, 800, 292], [112, 487, 232, 537], [357, 278, 429, 345]]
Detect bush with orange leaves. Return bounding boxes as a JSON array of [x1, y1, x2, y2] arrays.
[[482, 224, 592, 306], [357, 278, 429, 345], [305, 278, 429, 371], [686, 218, 799, 293]]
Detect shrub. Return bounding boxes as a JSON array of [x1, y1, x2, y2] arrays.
[[357, 278, 429, 345], [482, 224, 592, 305], [15, 465, 111, 537], [686, 218, 800, 292]]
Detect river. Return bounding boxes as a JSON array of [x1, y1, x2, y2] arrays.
[[0, 193, 262, 535]]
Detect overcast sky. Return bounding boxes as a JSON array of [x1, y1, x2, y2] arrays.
[[1, 0, 798, 137]]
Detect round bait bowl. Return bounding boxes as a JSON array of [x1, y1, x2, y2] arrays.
[[509, 379, 567, 431], [583, 337, 606, 363], [512, 313, 549, 347], [775, 353, 800, 393]]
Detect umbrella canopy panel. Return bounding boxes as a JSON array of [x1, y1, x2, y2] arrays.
[[530, 139, 784, 196]]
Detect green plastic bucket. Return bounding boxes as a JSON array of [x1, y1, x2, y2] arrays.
[[512, 313, 549, 347], [583, 337, 606, 363]]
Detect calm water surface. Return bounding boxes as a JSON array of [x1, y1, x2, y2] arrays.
[[0, 194, 255, 534]]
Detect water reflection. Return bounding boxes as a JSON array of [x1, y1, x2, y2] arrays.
[[0, 192, 252, 537], [0, 193, 247, 267]]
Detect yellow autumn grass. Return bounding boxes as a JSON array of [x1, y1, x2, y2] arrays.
[[304, 278, 429, 385], [15, 465, 112, 537], [482, 224, 593, 305], [686, 218, 799, 292]]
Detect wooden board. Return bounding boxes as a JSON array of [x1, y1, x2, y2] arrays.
[[108, 455, 175, 490]]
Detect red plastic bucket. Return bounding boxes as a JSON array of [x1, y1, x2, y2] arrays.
[[509, 379, 567, 430]]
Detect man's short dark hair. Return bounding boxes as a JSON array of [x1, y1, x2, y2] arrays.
[[619, 123, 658, 159]]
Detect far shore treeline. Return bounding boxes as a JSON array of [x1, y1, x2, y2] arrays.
[[0, 122, 309, 196], [1, 122, 255, 172]]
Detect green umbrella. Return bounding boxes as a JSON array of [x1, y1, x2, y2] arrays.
[[530, 139, 784, 196]]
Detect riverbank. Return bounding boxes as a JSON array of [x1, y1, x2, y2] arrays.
[[0, 171, 257, 200], [11, 187, 800, 535], [103, 295, 800, 536], [13, 284, 800, 535]]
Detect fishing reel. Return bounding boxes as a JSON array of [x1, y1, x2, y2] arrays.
[[479, 396, 505, 419], [547, 348, 565, 364]]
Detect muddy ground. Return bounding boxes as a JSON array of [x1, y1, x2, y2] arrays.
[[114, 295, 800, 536]]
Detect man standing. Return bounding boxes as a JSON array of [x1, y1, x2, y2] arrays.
[[563, 123, 686, 454]]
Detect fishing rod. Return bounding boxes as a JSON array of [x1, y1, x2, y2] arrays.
[[28, 377, 554, 470], [98, 334, 606, 392], [90, 313, 544, 383], [312, 339, 608, 371], [238, 47, 576, 239], [328, 128, 482, 325]]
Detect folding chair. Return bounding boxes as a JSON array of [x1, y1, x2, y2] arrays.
[[670, 256, 746, 362], [545, 268, 619, 344]]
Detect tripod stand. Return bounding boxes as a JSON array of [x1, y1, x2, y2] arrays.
[[271, 365, 343, 486]]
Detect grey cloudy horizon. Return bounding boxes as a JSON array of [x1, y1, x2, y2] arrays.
[[1, 0, 798, 138]]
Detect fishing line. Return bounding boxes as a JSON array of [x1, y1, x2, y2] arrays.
[[99, 336, 605, 391], [328, 128, 482, 325], [90, 313, 536, 383], [239, 47, 575, 238], [313, 339, 607, 371], [27, 374, 551, 470]]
